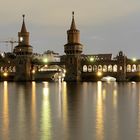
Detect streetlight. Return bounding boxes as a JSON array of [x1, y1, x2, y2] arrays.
[[132, 58, 137, 62], [32, 70, 35, 74], [3, 72, 8, 77], [90, 57, 94, 62], [43, 58, 48, 63], [97, 71, 102, 77]]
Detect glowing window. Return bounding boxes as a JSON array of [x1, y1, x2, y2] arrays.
[[132, 64, 136, 72], [83, 65, 87, 72], [103, 65, 107, 72], [88, 65, 92, 72], [113, 65, 117, 72], [98, 65, 102, 72], [127, 65, 131, 72], [108, 65, 112, 72]]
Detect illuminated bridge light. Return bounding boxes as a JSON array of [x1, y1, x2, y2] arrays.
[[43, 58, 48, 63], [90, 57, 94, 62], [97, 71, 102, 77], [64, 69, 66, 73], [3, 72, 8, 77], [32, 70, 35, 74], [132, 58, 137, 62]]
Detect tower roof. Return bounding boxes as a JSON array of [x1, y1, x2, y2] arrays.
[[21, 15, 27, 33], [70, 11, 76, 30]]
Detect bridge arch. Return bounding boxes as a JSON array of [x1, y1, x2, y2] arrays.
[[103, 65, 107, 72], [113, 65, 117, 72], [98, 65, 102, 72], [119, 66, 123, 71], [88, 65, 92, 72], [83, 65, 87, 72], [12, 66, 16, 72], [94, 65, 97, 72], [92, 65, 94, 71], [108, 65, 112, 72], [8, 67, 11, 72], [0, 67, 3, 72], [137, 65, 140, 71], [127, 64, 131, 72], [132, 64, 136, 72], [4, 67, 7, 72]]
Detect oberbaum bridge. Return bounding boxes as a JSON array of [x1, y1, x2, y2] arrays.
[[0, 12, 140, 82]]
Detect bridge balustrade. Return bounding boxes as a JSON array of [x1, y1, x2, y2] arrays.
[[0, 66, 16, 73], [126, 64, 140, 72], [83, 64, 140, 73], [82, 64, 118, 73]]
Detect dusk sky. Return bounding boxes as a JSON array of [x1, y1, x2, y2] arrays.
[[0, 0, 140, 58]]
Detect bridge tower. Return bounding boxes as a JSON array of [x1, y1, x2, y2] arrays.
[[116, 51, 127, 81], [14, 15, 33, 81], [64, 12, 83, 81]]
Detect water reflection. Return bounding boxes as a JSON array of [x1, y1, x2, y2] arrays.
[[58, 82, 61, 118], [61, 82, 68, 139], [0, 82, 140, 140], [113, 88, 117, 108], [3, 81, 9, 140], [96, 81, 104, 140], [112, 83, 118, 139], [31, 82, 37, 136], [41, 82, 51, 140], [66, 83, 83, 140], [138, 83, 140, 138]]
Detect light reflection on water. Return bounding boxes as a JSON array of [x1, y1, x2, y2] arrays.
[[3, 81, 9, 140], [31, 82, 37, 138], [0, 82, 140, 140], [96, 81, 104, 140], [41, 82, 51, 140]]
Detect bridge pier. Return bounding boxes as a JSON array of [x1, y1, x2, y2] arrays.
[[116, 75, 127, 82]]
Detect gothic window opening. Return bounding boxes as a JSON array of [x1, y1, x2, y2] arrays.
[[94, 65, 97, 72], [113, 65, 117, 72], [132, 64, 136, 72], [83, 65, 87, 72], [108, 65, 112, 72], [103, 65, 107, 72], [88, 65, 92, 72], [137, 65, 140, 72], [127, 64, 131, 72], [98, 65, 102, 72]]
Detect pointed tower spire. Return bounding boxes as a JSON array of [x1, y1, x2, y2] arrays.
[[17, 14, 29, 46], [66, 11, 80, 44], [21, 14, 27, 33], [70, 11, 76, 30]]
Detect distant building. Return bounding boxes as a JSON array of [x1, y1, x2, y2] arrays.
[[33, 50, 60, 62]]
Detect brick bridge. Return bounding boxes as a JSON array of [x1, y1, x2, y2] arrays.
[[81, 51, 140, 81]]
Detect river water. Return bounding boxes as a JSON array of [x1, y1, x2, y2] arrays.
[[0, 81, 140, 140]]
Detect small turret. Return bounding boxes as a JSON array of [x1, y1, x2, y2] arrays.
[[21, 15, 27, 33], [18, 15, 29, 46], [70, 11, 76, 30]]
